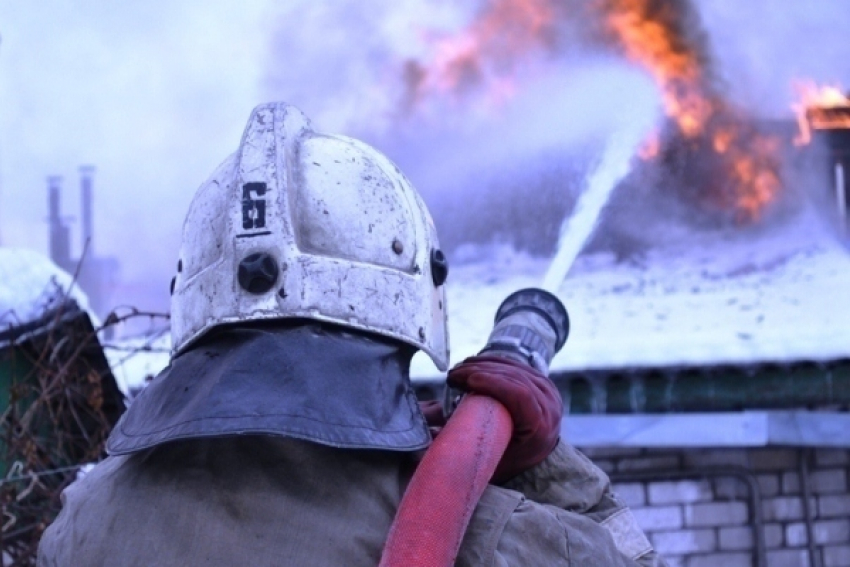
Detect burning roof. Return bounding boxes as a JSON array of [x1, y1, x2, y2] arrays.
[[794, 82, 850, 145], [398, 0, 782, 222]]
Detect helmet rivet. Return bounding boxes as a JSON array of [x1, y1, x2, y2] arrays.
[[431, 249, 448, 287], [238, 252, 279, 294], [392, 239, 404, 255], [418, 327, 426, 340]]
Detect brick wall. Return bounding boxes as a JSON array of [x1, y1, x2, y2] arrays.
[[579, 446, 850, 567]]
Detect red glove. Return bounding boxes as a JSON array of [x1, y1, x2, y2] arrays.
[[446, 355, 563, 483]]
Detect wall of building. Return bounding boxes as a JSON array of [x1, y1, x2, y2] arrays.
[[579, 446, 850, 567]]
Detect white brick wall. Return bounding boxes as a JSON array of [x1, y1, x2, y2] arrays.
[[766, 548, 811, 567], [651, 529, 716, 555], [763, 496, 812, 522], [823, 544, 850, 567], [756, 473, 780, 497], [718, 526, 753, 550], [647, 480, 713, 505], [811, 470, 848, 494], [813, 520, 850, 546], [787, 519, 850, 550], [763, 523, 784, 548], [684, 502, 748, 527], [632, 506, 683, 531], [820, 494, 850, 518], [613, 482, 646, 507], [595, 446, 850, 566], [686, 552, 752, 567]]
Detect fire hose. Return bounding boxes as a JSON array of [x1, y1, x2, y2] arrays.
[[379, 289, 569, 567]]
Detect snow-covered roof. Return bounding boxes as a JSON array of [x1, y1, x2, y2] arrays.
[[107, 208, 850, 387], [0, 248, 95, 346], [410, 208, 850, 378]]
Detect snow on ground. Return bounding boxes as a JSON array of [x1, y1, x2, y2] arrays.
[[411, 207, 850, 378], [0, 248, 96, 340]]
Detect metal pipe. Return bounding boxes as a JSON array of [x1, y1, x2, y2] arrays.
[[79, 165, 95, 254], [799, 448, 821, 567], [611, 466, 767, 567], [47, 176, 71, 268], [48, 176, 61, 222]]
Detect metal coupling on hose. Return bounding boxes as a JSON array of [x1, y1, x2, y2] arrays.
[[479, 288, 570, 375], [445, 288, 570, 416]]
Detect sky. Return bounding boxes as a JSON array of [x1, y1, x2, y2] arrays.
[[1, 0, 849, 319], [0, 1, 274, 310]]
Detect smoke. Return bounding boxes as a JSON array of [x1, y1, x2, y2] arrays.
[[3, 0, 848, 320], [261, 0, 806, 257], [0, 1, 272, 319], [262, 0, 472, 136], [695, 0, 850, 236], [385, 62, 660, 190], [394, 62, 661, 253], [264, 0, 662, 254], [697, 0, 850, 119]]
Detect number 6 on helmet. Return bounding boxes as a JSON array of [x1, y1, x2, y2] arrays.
[[170, 103, 450, 371]]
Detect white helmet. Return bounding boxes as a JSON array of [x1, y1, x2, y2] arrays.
[[170, 103, 450, 370]]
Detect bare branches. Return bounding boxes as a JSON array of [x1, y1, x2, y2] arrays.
[[1, 304, 124, 566], [99, 305, 170, 330]]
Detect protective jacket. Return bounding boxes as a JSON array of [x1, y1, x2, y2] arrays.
[[39, 437, 665, 566], [38, 325, 665, 566]]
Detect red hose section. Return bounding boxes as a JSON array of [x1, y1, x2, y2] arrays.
[[379, 394, 513, 567]]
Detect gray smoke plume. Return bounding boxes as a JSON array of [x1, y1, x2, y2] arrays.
[[264, 0, 661, 255], [5, 0, 846, 322], [699, 0, 850, 118]]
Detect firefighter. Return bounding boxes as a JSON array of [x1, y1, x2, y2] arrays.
[[38, 103, 666, 566]]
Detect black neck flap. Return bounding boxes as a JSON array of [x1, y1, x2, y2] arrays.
[[107, 324, 432, 455]]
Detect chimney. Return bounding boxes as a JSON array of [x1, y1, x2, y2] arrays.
[[47, 176, 71, 269], [80, 165, 95, 255], [808, 99, 850, 223]]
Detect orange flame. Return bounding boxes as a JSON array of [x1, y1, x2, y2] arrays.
[[403, 0, 554, 112], [403, 0, 781, 220], [638, 130, 661, 159], [602, 1, 711, 139], [792, 82, 850, 146], [598, 0, 780, 220]]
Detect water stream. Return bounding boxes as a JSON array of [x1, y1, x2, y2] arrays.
[[541, 122, 650, 292]]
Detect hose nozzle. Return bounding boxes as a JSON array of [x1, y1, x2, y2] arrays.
[[479, 288, 569, 375]]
